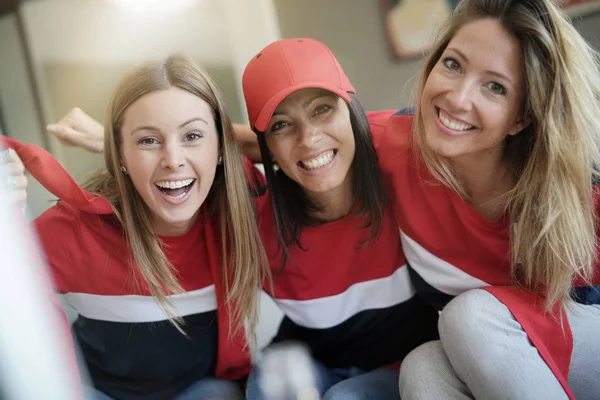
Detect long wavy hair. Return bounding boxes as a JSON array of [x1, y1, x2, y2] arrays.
[[412, 0, 600, 310], [83, 55, 269, 339]]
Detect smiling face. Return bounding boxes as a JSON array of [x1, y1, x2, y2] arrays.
[[420, 18, 528, 166], [264, 88, 355, 200], [120, 86, 220, 236]]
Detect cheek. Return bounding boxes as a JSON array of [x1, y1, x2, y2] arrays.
[[265, 138, 289, 164], [122, 147, 153, 181]]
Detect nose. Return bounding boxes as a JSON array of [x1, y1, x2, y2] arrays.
[[160, 142, 185, 170], [296, 122, 323, 148], [447, 78, 475, 112]]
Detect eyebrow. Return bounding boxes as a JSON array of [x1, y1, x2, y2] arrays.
[[446, 47, 513, 85], [272, 93, 337, 116], [130, 117, 208, 135]]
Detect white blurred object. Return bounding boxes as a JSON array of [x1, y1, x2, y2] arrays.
[[0, 145, 80, 399], [258, 342, 320, 400]]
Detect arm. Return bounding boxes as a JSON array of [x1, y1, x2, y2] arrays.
[[233, 123, 261, 163], [46, 107, 104, 153]]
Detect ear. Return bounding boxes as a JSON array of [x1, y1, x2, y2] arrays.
[[508, 117, 531, 136]]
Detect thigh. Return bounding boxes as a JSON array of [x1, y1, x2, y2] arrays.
[[398, 341, 472, 400], [568, 302, 600, 400], [323, 368, 400, 400], [246, 358, 343, 400], [174, 377, 243, 400], [439, 289, 568, 400]]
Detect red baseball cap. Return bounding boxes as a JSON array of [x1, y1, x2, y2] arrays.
[[242, 38, 355, 132]]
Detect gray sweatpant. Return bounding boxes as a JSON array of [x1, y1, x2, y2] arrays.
[[399, 289, 600, 400]]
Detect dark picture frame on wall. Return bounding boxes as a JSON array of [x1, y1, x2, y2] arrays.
[[381, 0, 600, 60]]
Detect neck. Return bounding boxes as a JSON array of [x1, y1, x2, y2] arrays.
[[153, 211, 199, 237], [450, 151, 514, 221], [305, 174, 354, 223]]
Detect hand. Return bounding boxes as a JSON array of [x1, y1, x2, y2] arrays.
[[0, 148, 28, 212], [47, 107, 105, 153]]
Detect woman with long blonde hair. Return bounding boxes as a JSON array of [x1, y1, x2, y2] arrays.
[[375, 0, 600, 398], [31, 55, 269, 400]]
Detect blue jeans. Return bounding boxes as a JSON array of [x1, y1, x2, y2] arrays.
[[88, 377, 243, 400], [246, 358, 400, 400]]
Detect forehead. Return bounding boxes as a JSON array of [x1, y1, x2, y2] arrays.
[[448, 18, 524, 80], [122, 87, 214, 127], [275, 88, 338, 112]]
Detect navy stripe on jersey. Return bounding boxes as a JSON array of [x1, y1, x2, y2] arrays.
[[407, 265, 454, 310], [401, 230, 489, 296], [69, 289, 219, 400], [272, 296, 439, 370], [273, 266, 414, 329], [64, 285, 217, 323], [403, 228, 600, 310], [74, 311, 218, 400]]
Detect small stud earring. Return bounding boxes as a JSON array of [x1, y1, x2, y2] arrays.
[[217, 156, 223, 165], [120, 165, 127, 174]]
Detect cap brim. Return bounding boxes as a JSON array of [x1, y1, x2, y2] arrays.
[[253, 82, 353, 132]]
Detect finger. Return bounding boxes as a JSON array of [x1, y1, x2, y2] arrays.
[[0, 153, 25, 176], [10, 175, 28, 191], [7, 149, 25, 172]]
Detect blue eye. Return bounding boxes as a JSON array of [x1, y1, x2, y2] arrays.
[[487, 82, 507, 96], [443, 57, 460, 71]]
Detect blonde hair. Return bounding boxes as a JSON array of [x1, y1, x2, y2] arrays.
[[84, 55, 269, 340], [412, 0, 600, 310]]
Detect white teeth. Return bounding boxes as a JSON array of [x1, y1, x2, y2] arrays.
[[155, 178, 194, 189], [439, 110, 474, 131], [302, 150, 335, 170]]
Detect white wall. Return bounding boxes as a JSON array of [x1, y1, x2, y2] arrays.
[[20, 0, 233, 65]]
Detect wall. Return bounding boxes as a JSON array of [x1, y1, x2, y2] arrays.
[[0, 14, 56, 219], [274, 0, 600, 111]]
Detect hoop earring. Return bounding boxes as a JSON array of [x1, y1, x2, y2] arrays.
[[120, 165, 127, 174], [217, 156, 223, 165]]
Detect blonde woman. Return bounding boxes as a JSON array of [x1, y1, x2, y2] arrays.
[[371, 0, 600, 398], [28, 55, 268, 400]]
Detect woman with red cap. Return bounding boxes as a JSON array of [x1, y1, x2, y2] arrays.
[[241, 38, 439, 399]]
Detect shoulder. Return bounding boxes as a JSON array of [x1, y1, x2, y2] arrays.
[[367, 109, 414, 147], [376, 111, 414, 166], [35, 202, 122, 261], [35, 202, 82, 240]]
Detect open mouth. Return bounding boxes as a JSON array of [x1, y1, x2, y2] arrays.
[[297, 149, 338, 170], [437, 108, 476, 132], [155, 178, 196, 199]]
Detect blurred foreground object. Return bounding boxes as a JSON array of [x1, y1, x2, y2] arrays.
[[0, 143, 81, 399], [257, 342, 320, 400]]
